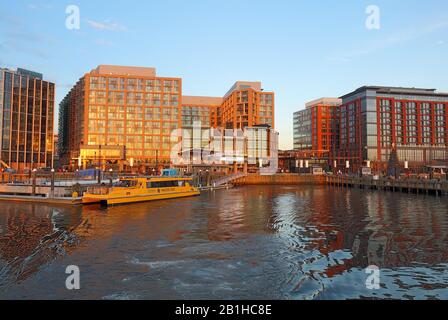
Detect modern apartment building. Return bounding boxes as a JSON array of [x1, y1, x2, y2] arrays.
[[59, 65, 181, 169], [293, 98, 341, 159], [221, 81, 274, 130], [0, 68, 55, 172], [59, 65, 275, 172], [334, 86, 448, 170]]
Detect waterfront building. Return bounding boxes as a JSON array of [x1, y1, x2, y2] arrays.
[[59, 65, 275, 172], [173, 124, 278, 175], [293, 98, 341, 160], [334, 86, 448, 170], [278, 150, 329, 173], [0, 67, 55, 172], [221, 81, 274, 130], [59, 65, 181, 170]]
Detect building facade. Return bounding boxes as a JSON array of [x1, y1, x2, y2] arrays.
[[181, 96, 222, 128], [59, 65, 276, 172], [293, 98, 341, 160], [334, 86, 448, 170], [59, 65, 181, 169], [0, 68, 55, 172], [221, 81, 274, 130]]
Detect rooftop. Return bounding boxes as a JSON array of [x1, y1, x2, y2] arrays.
[[182, 95, 223, 106], [340, 86, 448, 99], [90, 65, 157, 77], [224, 81, 263, 98], [1, 67, 43, 80], [305, 97, 342, 108]]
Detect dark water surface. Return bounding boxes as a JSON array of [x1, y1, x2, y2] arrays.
[[0, 186, 447, 300]]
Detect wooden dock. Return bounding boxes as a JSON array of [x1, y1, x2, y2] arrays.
[[326, 175, 448, 196]]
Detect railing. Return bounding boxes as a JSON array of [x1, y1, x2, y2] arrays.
[[211, 172, 247, 187]]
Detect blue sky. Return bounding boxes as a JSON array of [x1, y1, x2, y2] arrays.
[[1, 0, 447, 149]]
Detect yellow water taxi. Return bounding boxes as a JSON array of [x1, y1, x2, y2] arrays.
[[82, 176, 200, 206]]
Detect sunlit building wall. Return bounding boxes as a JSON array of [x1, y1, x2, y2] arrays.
[[221, 82, 274, 130], [59, 65, 181, 168], [59, 66, 275, 171], [334, 86, 448, 169]]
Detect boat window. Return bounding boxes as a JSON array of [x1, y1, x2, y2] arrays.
[[150, 181, 181, 188], [116, 180, 138, 187]]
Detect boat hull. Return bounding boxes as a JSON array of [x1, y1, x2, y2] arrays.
[[83, 190, 200, 206]]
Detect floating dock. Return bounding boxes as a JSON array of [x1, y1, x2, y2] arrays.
[[0, 194, 82, 205]]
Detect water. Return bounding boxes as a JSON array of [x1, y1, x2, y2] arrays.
[[0, 185, 447, 300]]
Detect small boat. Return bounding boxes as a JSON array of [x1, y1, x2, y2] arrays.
[[82, 176, 200, 206]]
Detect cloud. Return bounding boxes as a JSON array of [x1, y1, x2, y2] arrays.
[[437, 40, 445, 45], [87, 20, 127, 32]]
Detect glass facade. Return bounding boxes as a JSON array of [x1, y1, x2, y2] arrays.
[[293, 109, 312, 150], [0, 69, 54, 171], [181, 105, 212, 128], [85, 75, 180, 162]]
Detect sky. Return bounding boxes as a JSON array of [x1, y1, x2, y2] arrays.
[[1, 0, 448, 150]]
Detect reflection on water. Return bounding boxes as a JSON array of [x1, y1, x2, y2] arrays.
[[0, 186, 447, 300]]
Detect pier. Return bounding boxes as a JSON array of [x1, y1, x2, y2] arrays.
[[233, 173, 325, 185], [326, 175, 448, 196]]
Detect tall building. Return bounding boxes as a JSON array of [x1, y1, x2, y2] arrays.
[[0, 67, 55, 172], [293, 98, 341, 159], [333, 86, 448, 170], [59, 65, 181, 169], [59, 65, 275, 172], [221, 81, 274, 130]]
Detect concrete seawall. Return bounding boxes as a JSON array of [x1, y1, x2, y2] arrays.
[[233, 174, 325, 185]]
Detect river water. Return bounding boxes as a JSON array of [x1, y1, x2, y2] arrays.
[[0, 185, 447, 300]]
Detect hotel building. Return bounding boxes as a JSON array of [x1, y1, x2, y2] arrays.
[[333, 86, 448, 170], [59, 65, 276, 172], [0, 68, 55, 172], [59, 65, 181, 169], [293, 98, 341, 159]]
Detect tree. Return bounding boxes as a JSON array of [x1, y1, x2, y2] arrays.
[[387, 143, 401, 177]]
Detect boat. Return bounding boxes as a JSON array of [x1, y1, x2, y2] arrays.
[[82, 176, 200, 206]]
